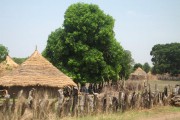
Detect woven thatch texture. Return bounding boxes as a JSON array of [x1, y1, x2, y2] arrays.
[[0, 55, 18, 77], [0, 50, 76, 88], [129, 67, 147, 80], [132, 67, 147, 76]]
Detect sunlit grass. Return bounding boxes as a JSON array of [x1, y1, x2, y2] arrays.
[[61, 106, 180, 120]]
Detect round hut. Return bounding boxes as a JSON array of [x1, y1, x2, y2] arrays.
[[0, 50, 76, 97], [0, 55, 19, 77], [129, 67, 147, 80]]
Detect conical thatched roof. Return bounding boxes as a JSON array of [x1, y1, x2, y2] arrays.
[[129, 67, 147, 80], [0, 55, 19, 77], [0, 50, 77, 88], [132, 67, 147, 76]]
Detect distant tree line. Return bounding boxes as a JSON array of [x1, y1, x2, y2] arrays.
[[150, 43, 180, 76], [0, 44, 26, 64], [12, 57, 27, 64], [133, 62, 151, 73]]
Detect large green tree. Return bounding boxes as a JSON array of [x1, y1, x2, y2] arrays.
[[150, 43, 180, 75], [43, 3, 128, 83], [0, 44, 8, 63]]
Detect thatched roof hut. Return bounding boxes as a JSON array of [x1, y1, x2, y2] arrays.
[[0, 50, 76, 96], [0, 50, 76, 88], [129, 67, 147, 80], [0, 55, 19, 77]]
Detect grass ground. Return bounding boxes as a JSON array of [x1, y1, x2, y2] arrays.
[[62, 106, 180, 120], [148, 79, 179, 91], [127, 79, 180, 92]]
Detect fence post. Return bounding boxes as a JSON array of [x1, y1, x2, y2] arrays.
[[149, 84, 153, 108], [72, 87, 78, 117]]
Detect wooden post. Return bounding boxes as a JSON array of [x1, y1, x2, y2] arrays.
[[112, 96, 118, 112], [84, 93, 89, 115], [93, 93, 100, 114], [164, 86, 168, 97], [118, 92, 122, 110], [57, 89, 64, 118], [72, 87, 78, 117], [87, 95, 94, 114], [79, 94, 84, 116], [149, 84, 153, 108]]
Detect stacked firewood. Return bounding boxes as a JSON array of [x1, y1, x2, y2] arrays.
[[171, 85, 180, 107]]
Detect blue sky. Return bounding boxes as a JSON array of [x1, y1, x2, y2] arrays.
[[0, 0, 180, 65]]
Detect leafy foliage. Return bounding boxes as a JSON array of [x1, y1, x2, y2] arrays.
[[43, 3, 132, 83], [143, 62, 151, 73], [150, 43, 180, 75], [133, 63, 143, 71], [120, 50, 134, 79], [0, 44, 8, 63], [12, 57, 27, 64]]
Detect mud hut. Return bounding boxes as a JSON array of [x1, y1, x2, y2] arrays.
[[0, 50, 76, 97], [0, 55, 19, 77], [129, 67, 147, 80]]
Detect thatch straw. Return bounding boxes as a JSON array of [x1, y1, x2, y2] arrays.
[[0, 50, 76, 88], [131, 67, 147, 76], [0, 55, 19, 77], [129, 67, 147, 80]]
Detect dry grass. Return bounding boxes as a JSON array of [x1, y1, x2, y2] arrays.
[[61, 106, 180, 120], [148, 79, 180, 91], [126, 79, 179, 92]]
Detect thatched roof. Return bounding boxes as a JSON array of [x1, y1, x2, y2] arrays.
[[131, 67, 147, 76], [0, 50, 77, 88], [129, 67, 147, 80], [0, 55, 19, 77]]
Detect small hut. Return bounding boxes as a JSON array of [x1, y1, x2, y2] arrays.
[[0, 55, 19, 77], [0, 50, 76, 97], [129, 67, 147, 80]]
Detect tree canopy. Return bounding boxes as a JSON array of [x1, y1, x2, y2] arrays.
[[12, 57, 27, 64], [0, 44, 8, 63], [133, 63, 143, 71], [43, 3, 132, 83], [119, 50, 134, 79], [143, 62, 151, 73], [150, 43, 180, 75]]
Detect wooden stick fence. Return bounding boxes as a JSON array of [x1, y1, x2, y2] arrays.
[[0, 82, 179, 120]]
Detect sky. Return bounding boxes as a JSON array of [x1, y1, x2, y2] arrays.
[[0, 0, 180, 66]]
